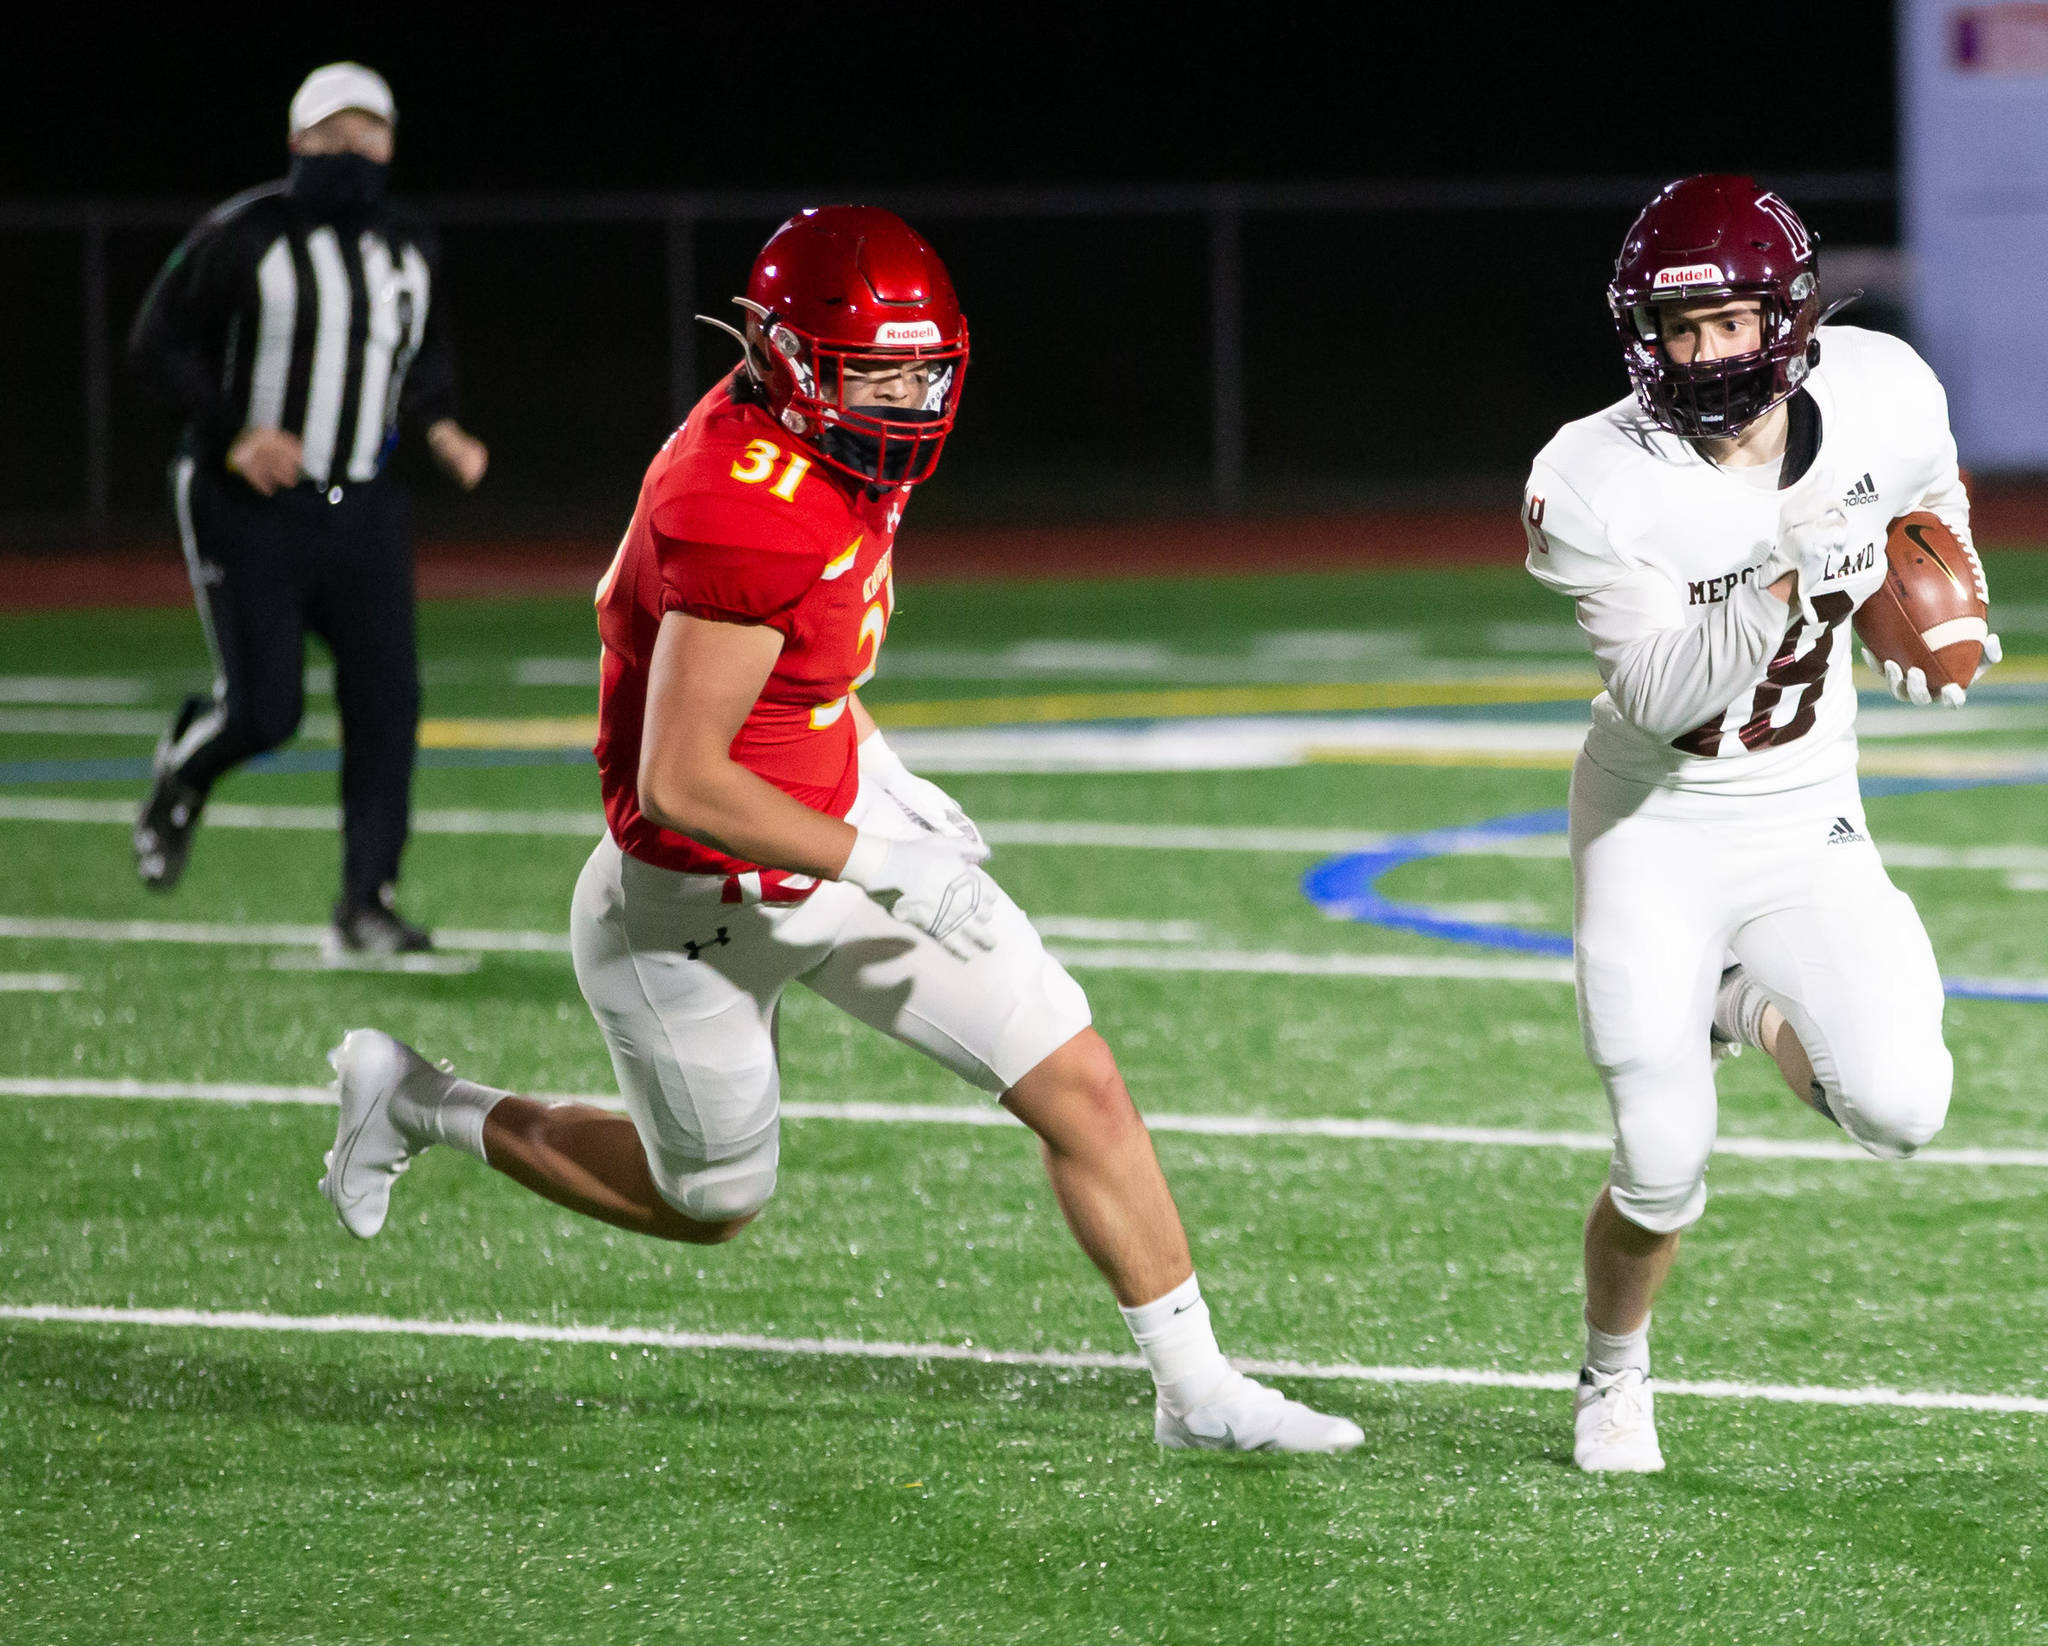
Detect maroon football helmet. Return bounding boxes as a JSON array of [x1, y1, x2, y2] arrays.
[[704, 205, 968, 486], [1609, 175, 1822, 439]]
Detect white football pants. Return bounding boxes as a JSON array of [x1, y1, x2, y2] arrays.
[[569, 782, 1092, 1224], [1570, 754, 1952, 1233]]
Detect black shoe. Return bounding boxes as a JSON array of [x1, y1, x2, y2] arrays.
[[332, 884, 433, 955], [134, 697, 211, 892]]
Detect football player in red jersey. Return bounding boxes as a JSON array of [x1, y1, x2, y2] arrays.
[[318, 207, 1361, 1454]]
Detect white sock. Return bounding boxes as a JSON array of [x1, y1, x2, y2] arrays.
[[1714, 969, 1773, 1050], [392, 1071, 502, 1163], [1585, 1313, 1651, 1377], [1119, 1274, 1233, 1416]]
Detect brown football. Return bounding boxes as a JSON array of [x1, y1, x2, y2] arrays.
[[1852, 511, 1990, 692]]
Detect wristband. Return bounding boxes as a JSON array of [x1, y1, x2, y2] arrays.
[[856, 729, 909, 783], [838, 829, 891, 888]]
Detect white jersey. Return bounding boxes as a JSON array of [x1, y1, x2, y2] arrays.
[[1524, 325, 1975, 796]]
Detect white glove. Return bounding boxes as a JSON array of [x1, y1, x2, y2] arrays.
[[1862, 630, 2001, 709], [1766, 506, 1849, 627], [838, 829, 997, 958], [859, 732, 984, 850]]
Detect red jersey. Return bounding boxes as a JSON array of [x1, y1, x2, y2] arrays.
[[594, 380, 905, 890]]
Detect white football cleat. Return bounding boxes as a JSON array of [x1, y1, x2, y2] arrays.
[[1574, 1365, 1665, 1473], [320, 1028, 449, 1239], [1156, 1370, 1364, 1454]]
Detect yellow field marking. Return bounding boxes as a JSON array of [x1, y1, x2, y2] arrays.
[[869, 676, 1601, 728], [412, 677, 1600, 748], [411, 657, 2047, 750], [418, 717, 598, 749], [1855, 658, 2048, 686]]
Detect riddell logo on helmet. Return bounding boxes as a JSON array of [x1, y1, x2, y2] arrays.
[[873, 321, 942, 345], [1652, 263, 1727, 291]]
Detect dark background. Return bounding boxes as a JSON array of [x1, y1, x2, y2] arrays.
[[2, 6, 1900, 541]]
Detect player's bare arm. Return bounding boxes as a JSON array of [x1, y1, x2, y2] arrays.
[[850, 691, 884, 750], [637, 608, 860, 878]]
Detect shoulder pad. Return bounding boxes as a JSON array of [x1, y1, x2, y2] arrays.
[[654, 535, 821, 626], [649, 416, 836, 560], [1522, 459, 1630, 597], [1821, 324, 1949, 416]]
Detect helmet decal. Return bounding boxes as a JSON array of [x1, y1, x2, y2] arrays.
[[1755, 192, 1813, 259], [1652, 263, 1727, 291], [874, 320, 943, 345]]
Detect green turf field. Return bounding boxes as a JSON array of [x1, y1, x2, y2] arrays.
[[5, 558, 2048, 1642]]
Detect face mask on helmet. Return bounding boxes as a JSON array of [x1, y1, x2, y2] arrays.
[[1628, 300, 1792, 437], [752, 317, 967, 486], [819, 405, 949, 484], [1616, 279, 1816, 440]]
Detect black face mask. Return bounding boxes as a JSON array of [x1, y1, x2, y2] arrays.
[[820, 406, 943, 484], [288, 152, 389, 211]]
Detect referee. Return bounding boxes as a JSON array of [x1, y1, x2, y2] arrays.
[[128, 62, 486, 954]]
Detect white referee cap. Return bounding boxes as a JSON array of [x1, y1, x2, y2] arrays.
[[288, 62, 397, 137]]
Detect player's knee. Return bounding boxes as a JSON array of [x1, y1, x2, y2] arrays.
[[1606, 1170, 1707, 1235], [1065, 1039, 1134, 1128], [1007, 1030, 1140, 1149], [1607, 1090, 1714, 1233], [1834, 1045, 1953, 1160], [240, 695, 305, 753], [652, 1128, 779, 1228]]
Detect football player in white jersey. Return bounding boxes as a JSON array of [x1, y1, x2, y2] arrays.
[[1521, 175, 2002, 1472]]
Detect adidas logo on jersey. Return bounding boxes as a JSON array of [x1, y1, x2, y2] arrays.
[[1843, 472, 1881, 506], [1825, 816, 1867, 846]]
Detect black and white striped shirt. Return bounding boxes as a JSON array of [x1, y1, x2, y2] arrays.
[[129, 182, 457, 487]]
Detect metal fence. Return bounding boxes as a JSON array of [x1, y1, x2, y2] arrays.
[[1, 172, 1895, 540]]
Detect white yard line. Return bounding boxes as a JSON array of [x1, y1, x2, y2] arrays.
[[0, 796, 607, 836], [0, 799, 1411, 850], [0, 676, 149, 705], [0, 913, 1560, 980], [1032, 915, 1205, 943], [0, 973, 74, 992], [0, 1077, 340, 1104], [985, 820, 1414, 852], [267, 951, 484, 976], [7, 798, 2045, 873], [0, 708, 170, 736], [6, 1077, 2048, 1167], [1053, 945, 1576, 982], [0, 709, 341, 740], [0, 915, 573, 953], [2, 1302, 2043, 1417]]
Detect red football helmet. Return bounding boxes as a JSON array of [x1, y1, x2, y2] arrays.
[[704, 205, 968, 487], [1609, 175, 1822, 438]]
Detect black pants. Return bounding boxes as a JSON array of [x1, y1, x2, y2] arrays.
[[166, 456, 420, 909]]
